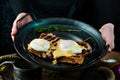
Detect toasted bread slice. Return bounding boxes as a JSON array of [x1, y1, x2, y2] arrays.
[[58, 56, 85, 64], [28, 33, 91, 64]]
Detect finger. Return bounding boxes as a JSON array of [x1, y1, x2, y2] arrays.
[[15, 13, 33, 29], [11, 18, 18, 41], [11, 13, 28, 41], [106, 41, 115, 52], [11, 13, 33, 41], [99, 23, 114, 32], [108, 48, 112, 52], [110, 42, 115, 50]]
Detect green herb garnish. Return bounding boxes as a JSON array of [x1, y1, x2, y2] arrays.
[[33, 25, 80, 33]]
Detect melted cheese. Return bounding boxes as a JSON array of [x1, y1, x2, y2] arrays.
[[53, 39, 87, 59]]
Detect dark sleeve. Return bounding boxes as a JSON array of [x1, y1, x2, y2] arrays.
[[9, 0, 30, 16]]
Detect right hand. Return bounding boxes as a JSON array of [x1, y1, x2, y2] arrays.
[[11, 12, 33, 41], [99, 23, 115, 52]]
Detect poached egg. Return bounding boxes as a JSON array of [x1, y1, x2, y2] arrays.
[[29, 38, 50, 52], [53, 39, 87, 59]]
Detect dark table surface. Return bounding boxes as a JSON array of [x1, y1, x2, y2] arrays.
[[0, 51, 120, 80]]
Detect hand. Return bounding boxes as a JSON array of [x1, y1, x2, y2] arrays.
[[99, 23, 115, 52], [11, 12, 33, 41], [11, 12, 52, 58]]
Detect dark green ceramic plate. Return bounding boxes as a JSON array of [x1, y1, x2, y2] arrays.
[[14, 18, 107, 70]]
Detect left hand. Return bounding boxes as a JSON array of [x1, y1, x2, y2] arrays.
[[99, 23, 115, 52], [11, 13, 33, 41]]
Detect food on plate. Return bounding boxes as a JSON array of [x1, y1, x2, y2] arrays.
[[28, 33, 92, 64], [29, 39, 50, 52]]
